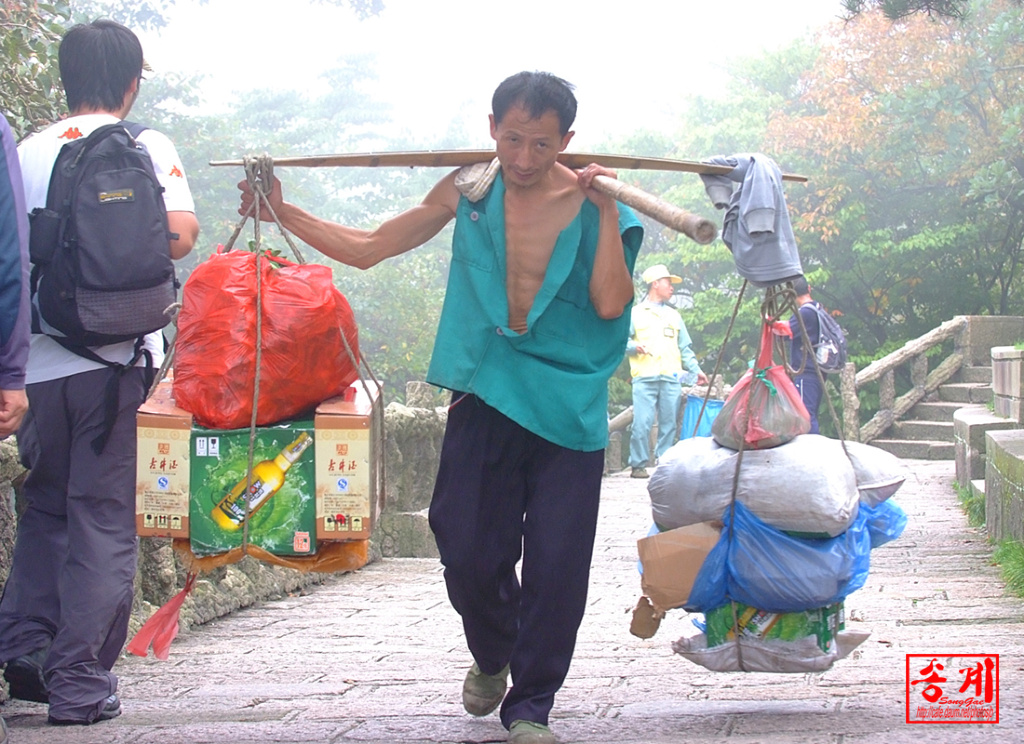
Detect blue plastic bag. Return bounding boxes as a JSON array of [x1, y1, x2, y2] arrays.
[[680, 395, 725, 440], [685, 501, 872, 614], [860, 499, 908, 549]]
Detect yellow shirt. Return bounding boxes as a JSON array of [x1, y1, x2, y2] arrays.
[[627, 300, 699, 380]]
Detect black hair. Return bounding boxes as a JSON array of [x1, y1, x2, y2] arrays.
[[492, 71, 577, 136], [791, 275, 810, 296], [59, 20, 144, 113]]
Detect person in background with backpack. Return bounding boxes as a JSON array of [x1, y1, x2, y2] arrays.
[[788, 275, 825, 433], [0, 20, 198, 727]]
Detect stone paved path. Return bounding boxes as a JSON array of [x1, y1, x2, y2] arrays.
[[3, 459, 1021, 742]]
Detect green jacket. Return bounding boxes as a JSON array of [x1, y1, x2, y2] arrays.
[[427, 172, 643, 451]]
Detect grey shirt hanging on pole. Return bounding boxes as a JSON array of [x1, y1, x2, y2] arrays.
[[700, 153, 803, 287]]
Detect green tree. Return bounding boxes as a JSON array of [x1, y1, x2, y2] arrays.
[[0, 0, 385, 137], [842, 0, 1021, 19], [607, 40, 822, 390], [0, 1, 71, 135], [768, 1, 1024, 353]]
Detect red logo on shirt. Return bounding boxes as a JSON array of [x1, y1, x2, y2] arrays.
[[169, 165, 183, 178], [59, 126, 83, 140]]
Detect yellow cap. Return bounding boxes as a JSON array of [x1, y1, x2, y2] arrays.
[[641, 264, 682, 284]]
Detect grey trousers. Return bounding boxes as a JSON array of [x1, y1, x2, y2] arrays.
[[0, 366, 145, 722]]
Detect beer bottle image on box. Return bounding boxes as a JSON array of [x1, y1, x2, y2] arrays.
[[210, 432, 313, 531]]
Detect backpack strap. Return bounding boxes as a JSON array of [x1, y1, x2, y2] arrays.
[[122, 121, 148, 139], [121, 121, 179, 243], [53, 336, 154, 454]]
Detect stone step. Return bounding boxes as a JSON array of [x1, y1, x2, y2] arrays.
[[910, 400, 964, 421], [870, 438, 955, 460], [891, 419, 954, 441], [960, 365, 993, 384], [971, 478, 986, 499], [938, 382, 992, 404]]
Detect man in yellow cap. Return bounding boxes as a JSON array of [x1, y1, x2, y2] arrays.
[[626, 265, 707, 478]]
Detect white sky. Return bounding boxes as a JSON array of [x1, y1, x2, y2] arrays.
[[140, 0, 844, 148]]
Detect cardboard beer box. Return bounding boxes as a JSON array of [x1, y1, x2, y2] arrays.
[[704, 600, 846, 654], [136, 382, 191, 538], [637, 521, 721, 612], [314, 381, 382, 542], [189, 419, 317, 557]]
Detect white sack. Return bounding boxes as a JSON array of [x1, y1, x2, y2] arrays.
[[843, 440, 908, 506], [648, 434, 860, 537], [672, 629, 870, 673]]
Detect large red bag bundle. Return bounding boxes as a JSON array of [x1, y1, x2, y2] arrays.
[[712, 321, 810, 450], [173, 248, 360, 429]]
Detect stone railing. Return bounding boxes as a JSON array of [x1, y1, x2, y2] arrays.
[[839, 317, 968, 442], [839, 316, 1024, 443]]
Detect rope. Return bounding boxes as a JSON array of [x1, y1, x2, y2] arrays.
[[777, 283, 848, 452], [679, 281, 747, 440], [229, 154, 387, 552], [225, 155, 307, 264], [146, 301, 182, 399], [720, 282, 853, 671]]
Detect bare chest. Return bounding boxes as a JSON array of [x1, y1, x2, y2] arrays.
[[503, 192, 584, 332]]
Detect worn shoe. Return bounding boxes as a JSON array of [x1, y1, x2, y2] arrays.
[[462, 662, 510, 716], [630, 467, 649, 479], [4, 650, 48, 703], [509, 719, 557, 744], [48, 694, 122, 726]]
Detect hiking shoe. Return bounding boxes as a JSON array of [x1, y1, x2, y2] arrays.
[[48, 694, 122, 725], [509, 719, 557, 744], [462, 662, 509, 716], [630, 467, 649, 479], [4, 650, 48, 703]]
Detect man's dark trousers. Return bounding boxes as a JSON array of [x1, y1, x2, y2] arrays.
[[0, 366, 146, 722], [795, 374, 823, 434], [429, 393, 604, 729]]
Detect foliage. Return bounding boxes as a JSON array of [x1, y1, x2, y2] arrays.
[[0, 0, 384, 138], [769, 1, 1024, 358], [994, 540, 1024, 598], [0, 1, 71, 136], [843, 0, 1022, 19], [954, 481, 986, 528], [131, 55, 448, 403], [599, 40, 823, 391]]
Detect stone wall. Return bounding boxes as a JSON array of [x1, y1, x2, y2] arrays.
[[954, 405, 1017, 489], [985, 429, 1024, 543], [375, 385, 447, 559], [961, 316, 1024, 365]]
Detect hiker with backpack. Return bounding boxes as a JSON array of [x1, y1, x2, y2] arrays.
[[0, 20, 198, 727], [788, 275, 847, 434]]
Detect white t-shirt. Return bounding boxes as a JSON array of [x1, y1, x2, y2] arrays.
[[18, 114, 195, 384]]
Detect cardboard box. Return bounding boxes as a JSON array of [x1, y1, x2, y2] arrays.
[[189, 419, 317, 557], [705, 600, 846, 653], [136, 383, 192, 538], [637, 521, 721, 611], [314, 382, 382, 541], [136, 381, 382, 552]]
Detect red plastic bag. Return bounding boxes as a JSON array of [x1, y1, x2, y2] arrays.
[[173, 248, 360, 429], [711, 321, 810, 450]]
